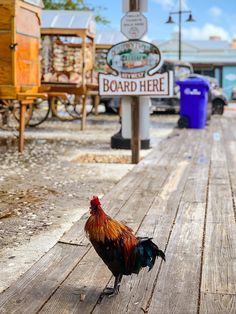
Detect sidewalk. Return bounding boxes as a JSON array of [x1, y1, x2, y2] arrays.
[[0, 115, 235, 313]]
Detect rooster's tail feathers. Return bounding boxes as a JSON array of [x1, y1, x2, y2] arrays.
[[135, 238, 165, 272]]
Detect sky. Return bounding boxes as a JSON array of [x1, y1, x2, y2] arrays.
[[88, 0, 236, 42]]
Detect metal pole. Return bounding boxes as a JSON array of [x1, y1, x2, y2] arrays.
[[178, 0, 182, 60]]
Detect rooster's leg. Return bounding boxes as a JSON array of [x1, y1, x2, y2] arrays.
[[102, 274, 123, 297]]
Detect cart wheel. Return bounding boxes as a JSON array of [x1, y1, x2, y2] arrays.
[[0, 100, 10, 128], [178, 116, 189, 128], [50, 96, 78, 121], [67, 95, 94, 118], [10, 100, 33, 126], [28, 98, 51, 127]]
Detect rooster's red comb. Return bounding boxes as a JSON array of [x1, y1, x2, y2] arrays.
[[90, 196, 101, 207]]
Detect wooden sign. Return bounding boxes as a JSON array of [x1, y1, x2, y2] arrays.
[[99, 40, 174, 97], [99, 72, 173, 96]]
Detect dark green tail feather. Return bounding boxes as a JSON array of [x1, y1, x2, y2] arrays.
[[134, 238, 165, 273]]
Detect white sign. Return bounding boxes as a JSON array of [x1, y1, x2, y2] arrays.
[[121, 12, 147, 39], [99, 72, 174, 96]]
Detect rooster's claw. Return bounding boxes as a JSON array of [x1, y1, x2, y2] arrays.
[[101, 286, 119, 297]]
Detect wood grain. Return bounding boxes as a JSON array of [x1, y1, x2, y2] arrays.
[[16, 6, 40, 38], [201, 119, 236, 296], [0, 32, 12, 85], [0, 3, 11, 29], [100, 130, 205, 314], [0, 243, 85, 314], [15, 34, 40, 86], [200, 293, 236, 314], [147, 129, 211, 314], [38, 132, 188, 313]]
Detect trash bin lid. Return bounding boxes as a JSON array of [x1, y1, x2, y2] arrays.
[[176, 76, 210, 90]]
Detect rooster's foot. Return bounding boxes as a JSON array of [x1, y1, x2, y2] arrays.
[[103, 287, 114, 294], [102, 286, 119, 297]]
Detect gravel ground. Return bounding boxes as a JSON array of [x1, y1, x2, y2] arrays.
[[0, 113, 177, 293]]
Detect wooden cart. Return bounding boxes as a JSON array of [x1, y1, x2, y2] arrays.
[[40, 10, 98, 130], [0, 0, 47, 152]]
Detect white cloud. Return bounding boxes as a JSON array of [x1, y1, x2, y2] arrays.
[[180, 23, 230, 40], [152, 0, 174, 10], [152, 0, 188, 10], [209, 6, 222, 18]]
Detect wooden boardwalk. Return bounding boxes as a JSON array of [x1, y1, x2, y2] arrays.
[[0, 116, 236, 314]]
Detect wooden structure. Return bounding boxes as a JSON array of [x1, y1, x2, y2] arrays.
[[0, 115, 236, 313], [40, 10, 98, 129], [0, 0, 47, 151]]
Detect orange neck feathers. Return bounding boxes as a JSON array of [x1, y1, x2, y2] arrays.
[[85, 196, 137, 249]]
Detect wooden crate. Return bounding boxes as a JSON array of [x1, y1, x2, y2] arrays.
[[0, 0, 42, 98]]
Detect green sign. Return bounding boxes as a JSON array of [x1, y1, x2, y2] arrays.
[[107, 40, 162, 76]]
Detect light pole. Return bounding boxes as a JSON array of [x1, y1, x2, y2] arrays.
[[165, 0, 195, 60]]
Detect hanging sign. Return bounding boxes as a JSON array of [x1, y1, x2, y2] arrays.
[[121, 12, 147, 40], [99, 40, 174, 97]]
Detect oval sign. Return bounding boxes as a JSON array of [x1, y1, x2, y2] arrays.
[[107, 40, 162, 74]]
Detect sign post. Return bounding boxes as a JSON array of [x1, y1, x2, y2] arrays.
[[130, 0, 142, 164], [99, 0, 174, 163], [131, 96, 140, 163]]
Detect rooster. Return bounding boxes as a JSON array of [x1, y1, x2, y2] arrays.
[[84, 196, 165, 296]]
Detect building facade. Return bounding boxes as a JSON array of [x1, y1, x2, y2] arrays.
[[153, 34, 236, 100]]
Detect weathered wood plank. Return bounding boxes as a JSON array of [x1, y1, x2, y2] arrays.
[[91, 129, 208, 314], [60, 128, 186, 246], [224, 140, 236, 202], [38, 131, 192, 313], [200, 293, 236, 314], [206, 183, 235, 224], [200, 117, 236, 311], [59, 163, 169, 246], [147, 209, 206, 314], [0, 243, 85, 314], [147, 130, 211, 314], [92, 162, 197, 314], [201, 222, 236, 294]]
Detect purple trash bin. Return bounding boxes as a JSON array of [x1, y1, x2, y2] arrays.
[[177, 76, 210, 129]]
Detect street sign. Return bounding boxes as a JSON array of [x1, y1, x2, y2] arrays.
[[121, 12, 147, 40], [99, 40, 174, 97]]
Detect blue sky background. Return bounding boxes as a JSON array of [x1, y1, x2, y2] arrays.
[[88, 0, 236, 41]]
